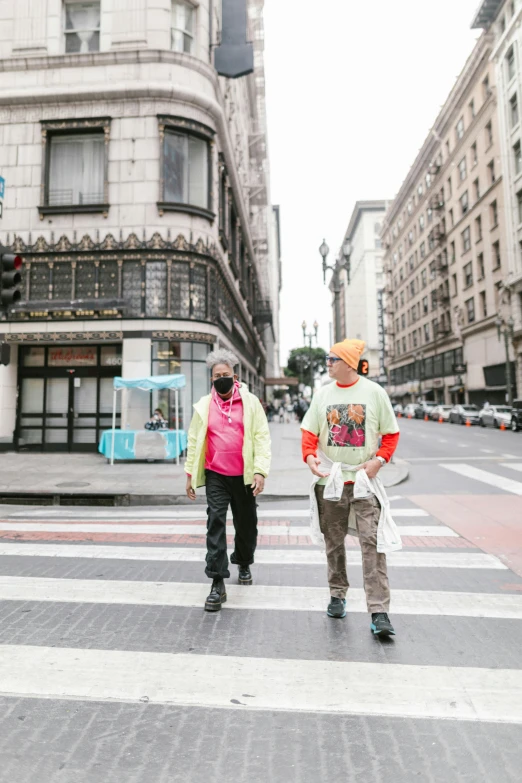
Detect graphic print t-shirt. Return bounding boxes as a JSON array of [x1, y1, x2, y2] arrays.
[[301, 377, 399, 485]]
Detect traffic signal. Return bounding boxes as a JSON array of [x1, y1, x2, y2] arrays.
[[0, 247, 22, 311], [358, 359, 370, 376]]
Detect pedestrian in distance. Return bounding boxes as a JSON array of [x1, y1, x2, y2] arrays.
[[301, 338, 400, 636], [185, 349, 271, 612]]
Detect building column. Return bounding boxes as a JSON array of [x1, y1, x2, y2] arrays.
[[111, 0, 148, 49], [0, 347, 19, 445], [12, 0, 48, 56], [121, 338, 151, 429]]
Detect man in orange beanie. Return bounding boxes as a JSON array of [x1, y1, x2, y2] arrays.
[[301, 338, 400, 636]]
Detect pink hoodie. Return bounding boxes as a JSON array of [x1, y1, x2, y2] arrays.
[[205, 382, 245, 476]]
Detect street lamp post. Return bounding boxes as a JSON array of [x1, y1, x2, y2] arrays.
[[319, 239, 351, 343], [302, 320, 319, 392], [414, 350, 424, 401], [495, 314, 515, 406]]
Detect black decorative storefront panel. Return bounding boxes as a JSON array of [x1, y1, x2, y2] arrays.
[[145, 261, 167, 317], [122, 261, 143, 317], [191, 264, 207, 320], [30, 264, 50, 301], [76, 261, 96, 299], [99, 260, 119, 298], [52, 262, 73, 300], [171, 262, 190, 319]]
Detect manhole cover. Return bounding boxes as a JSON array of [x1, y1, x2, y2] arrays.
[[55, 482, 91, 488]]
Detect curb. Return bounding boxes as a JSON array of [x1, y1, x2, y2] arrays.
[[381, 458, 409, 488]]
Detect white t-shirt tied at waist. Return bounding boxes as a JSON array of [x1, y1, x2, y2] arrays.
[[309, 450, 402, 555]]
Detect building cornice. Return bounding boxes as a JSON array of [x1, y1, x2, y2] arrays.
[[345, 200, 390, 241]]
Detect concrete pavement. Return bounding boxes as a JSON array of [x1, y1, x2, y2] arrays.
[[0, 421, 408, 504]]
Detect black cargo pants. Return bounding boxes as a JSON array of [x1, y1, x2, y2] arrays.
[[204, 469, 258, 579]]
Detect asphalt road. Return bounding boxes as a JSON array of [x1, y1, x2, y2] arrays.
[[0, 424, 521, 782]]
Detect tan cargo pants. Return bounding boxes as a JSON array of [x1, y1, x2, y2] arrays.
[[315, 483, 390, 613]]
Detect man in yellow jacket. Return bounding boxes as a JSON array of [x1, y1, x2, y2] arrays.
[[185, 349, 271, 611]]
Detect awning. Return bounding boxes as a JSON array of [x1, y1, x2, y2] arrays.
[[113, 374, 186, 391], [265, 377, 299, 387], [448, 384, 465, 393]]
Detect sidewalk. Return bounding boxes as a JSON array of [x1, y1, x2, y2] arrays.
[[0, 422, 408, 504]]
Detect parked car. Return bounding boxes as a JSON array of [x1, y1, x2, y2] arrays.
[[393, 403, 404, 415], [430, 405, 453, 422], [403, 403, 417, 418], [511, 399, 522, 432], [414, 401, 438, 419], [449, 404, 480, 425], [479, 405, 512, 429]]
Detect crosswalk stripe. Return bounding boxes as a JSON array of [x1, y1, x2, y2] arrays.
[[0, 543, 505, 568], [5, 507, 428, 521], [502, 463, 522, 473], [1, 645, 521, 723], [0, 522, 457, 537], [0, 576, 519, 618], [440, 463, 522, 495]]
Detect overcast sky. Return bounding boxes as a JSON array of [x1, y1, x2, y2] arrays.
[[263, 0, 482, 367]]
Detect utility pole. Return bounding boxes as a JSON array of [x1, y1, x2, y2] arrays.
[[496, 315, 515, 406], [302, 320, 318, 392]]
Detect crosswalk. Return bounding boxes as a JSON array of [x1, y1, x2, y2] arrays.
[[0, 493, 521, 739]]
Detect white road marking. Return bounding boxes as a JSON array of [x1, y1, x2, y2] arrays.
[[501, 454, 519, 459], [0, 543, 506, 568], [7, 508, 312, 520], [387, 495, 402, 502], [480, 449, 494, 454], [0, 522, 457, 538], [502, 463, 522, 473], [1, 508, 429, 522], [438, 439, 448, 443], [441, 463, 522, 495], [1, 645, 521, 723], [0, 576, 516, 618]]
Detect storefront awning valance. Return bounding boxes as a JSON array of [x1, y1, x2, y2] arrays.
[[113, 374, 186, 391]]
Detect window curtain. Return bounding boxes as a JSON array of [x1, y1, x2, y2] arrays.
[[49, 134, 104, 205], [65, 2, 100, 53], [188, 137, 208, 208], [164, 131, 207, 207]]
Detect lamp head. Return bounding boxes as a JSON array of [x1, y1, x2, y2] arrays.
[[342, 239, 352, 258], [319, 239, 329, 260]]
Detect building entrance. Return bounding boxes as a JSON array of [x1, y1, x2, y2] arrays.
[[17, 344, 121, 452]]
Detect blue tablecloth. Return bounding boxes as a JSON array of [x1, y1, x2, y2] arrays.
[[99, 429, 187, 461]]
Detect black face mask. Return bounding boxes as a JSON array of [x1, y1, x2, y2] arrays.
[[213, 376, 234, 395]]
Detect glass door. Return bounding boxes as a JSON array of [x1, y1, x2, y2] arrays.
[[72, 376, 98, 449], [44, 377, 70, 449]]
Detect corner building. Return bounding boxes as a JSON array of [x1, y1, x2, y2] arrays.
[[383, 34, 513, 406], [0, 0, 280, 451]]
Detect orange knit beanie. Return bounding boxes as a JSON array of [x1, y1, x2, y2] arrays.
[[330, 338, 366, 370]]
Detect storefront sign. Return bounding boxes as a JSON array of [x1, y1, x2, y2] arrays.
[[48, 346, 97, 367]]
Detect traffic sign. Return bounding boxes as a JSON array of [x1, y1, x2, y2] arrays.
[[0, 177, 5, 199]]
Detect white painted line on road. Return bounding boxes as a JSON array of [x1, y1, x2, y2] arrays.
[[1, 645, 521, 723], [0, 543, 505, 568], [387, 495, 403, 502], [480, 449, 494, 454], [0, 577, 515, 617], [0, 522, 456, 537], [438, 439, 448, 443], [441, 463, 522, 496], [501, 454, 519, 459], [7, 508, 313, 521], [3, 508, 429, 522], [502, 463, 522, 473]]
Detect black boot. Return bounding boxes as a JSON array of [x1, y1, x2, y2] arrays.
[[238, 565, 253, 585], [204, 578, 227, 612]]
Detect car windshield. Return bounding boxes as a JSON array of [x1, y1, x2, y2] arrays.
[[462, 405, 478, 411], [494, 407, 511, 413], [441, 406, 452, 411], [424, 403, 436, 407]]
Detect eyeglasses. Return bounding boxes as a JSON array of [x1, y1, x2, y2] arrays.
[[326, 357, 342, 365]]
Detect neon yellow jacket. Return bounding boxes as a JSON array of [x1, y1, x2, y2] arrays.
[[185, 383, 271, 489]]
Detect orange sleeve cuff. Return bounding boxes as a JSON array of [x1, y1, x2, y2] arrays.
[[376, 431, 400, 463], [302, 429, 319, 463]]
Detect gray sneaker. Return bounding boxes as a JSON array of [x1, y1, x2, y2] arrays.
[[327, 597, 346, 619]]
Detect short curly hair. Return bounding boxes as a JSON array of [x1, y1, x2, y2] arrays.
[[206, 349, 239, 372]]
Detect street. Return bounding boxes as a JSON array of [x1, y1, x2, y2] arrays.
[[0, 420, 521, 781]]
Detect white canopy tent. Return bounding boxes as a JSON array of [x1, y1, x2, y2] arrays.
[[110, 374, 186, 465]]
